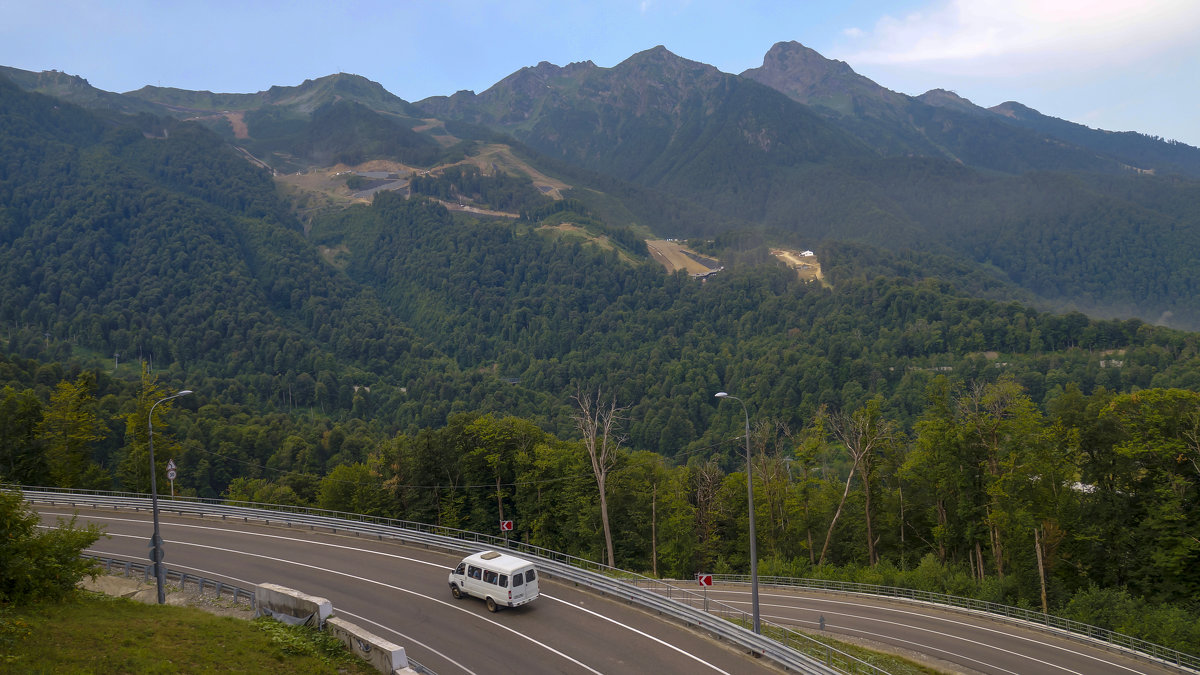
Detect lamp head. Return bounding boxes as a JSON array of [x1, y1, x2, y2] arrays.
[[715, 392, 728, 398], [177, 390, 193, 396]]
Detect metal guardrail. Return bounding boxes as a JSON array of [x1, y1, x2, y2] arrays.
[[27, 483, 1200, 673], [708, 573, 1200, 674], [16, 486, 859, 675], [83, 554, 257, 608]]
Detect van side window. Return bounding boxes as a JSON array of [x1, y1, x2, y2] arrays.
[[455, 563, 466, 575], [512, 573, 523, 587], [525, 570, 537, 583], [469, 565, 482, 580], [483, 570, 497, 585]]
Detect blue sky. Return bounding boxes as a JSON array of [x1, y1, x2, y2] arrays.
[[2, 0, 1198, 146]]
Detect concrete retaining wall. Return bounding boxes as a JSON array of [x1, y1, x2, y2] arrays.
[[254, 583, 332, 627], [256, 583, 417, 674], [327, 616, 412, 674]]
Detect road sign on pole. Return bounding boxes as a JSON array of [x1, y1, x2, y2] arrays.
[[500, 520, 513, 531], [698, 573, 712, 611]]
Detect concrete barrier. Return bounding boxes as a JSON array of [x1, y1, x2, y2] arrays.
[[255, 584, 418, 674], [327, 616, 416, 674], [254, 583, 332, 627]]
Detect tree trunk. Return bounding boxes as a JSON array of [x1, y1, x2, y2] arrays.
[[597, 474, 614, 567], [975, 541, 986, 580], [651, 483, 658, 578], [936, 499, 947, 562], [859, 464, 876, 566], [495, 475, 504, 523], [818, 461, 858, 566], [989, 511, 1004, 579], [1035, 526, 1049, 614]]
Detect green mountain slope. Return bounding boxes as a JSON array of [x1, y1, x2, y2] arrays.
[[418, 47, 874, 218], [414, 46, 1200, 329], [990, 100, 1200, 176], [6, 71, 1200, 460], [0, 78, 448, 412], [5, 61, 1200, 644]]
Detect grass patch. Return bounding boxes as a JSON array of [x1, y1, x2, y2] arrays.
[[2, 593, 378, 674], [722, 616, 943, 674], [796, 631, 944, 675]]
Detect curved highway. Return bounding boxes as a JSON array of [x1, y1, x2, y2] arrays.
[[37, 506, 782, 675], [35, 504, 1190, 675], [668, 582, 1183, 675]]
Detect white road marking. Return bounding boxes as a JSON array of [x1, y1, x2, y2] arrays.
[[113, 557, 477, 675], [541, 594, 733, 675], [332, 607, 477, 675], [86, 538, 601, 675], [51, 513, 745, 674], [706, 588, 1149, 675]]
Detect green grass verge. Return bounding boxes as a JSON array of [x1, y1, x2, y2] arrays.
[[1, 592, 379, 674], [723, 616, 945, 674]]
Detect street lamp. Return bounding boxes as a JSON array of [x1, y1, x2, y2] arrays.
[[148, 389, 192, 604], [715, 391, 760, 633]]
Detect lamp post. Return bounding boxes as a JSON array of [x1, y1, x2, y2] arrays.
[[148, 389, 192, 604], [715, 391, 760, 633]]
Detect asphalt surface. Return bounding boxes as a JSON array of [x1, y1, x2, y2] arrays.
[[36, 504, 1190, 675], [665, 582, 1184, 675], [38, 506, 785, 675]]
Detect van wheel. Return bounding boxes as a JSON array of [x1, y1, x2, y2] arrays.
[[486, 597, 498, 613], [451, 585, 462, 599]]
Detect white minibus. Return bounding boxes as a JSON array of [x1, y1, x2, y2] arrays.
[[448, 550, 540, 612]]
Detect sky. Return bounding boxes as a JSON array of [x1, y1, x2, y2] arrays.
[[2, 0, 1198, 146]]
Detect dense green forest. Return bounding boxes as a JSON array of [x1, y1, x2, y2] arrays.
[[2, 70, 1200, 655], [3, 354, 1199, 653]]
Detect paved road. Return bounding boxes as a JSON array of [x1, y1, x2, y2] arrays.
[[669, 582, 1182, 675], [39, 505, 1188, 675], [38, 506, 784, 675]]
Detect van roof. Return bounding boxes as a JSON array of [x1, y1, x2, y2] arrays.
[[462, 550, 536, 574]]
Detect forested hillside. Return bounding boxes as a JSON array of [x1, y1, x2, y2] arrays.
[[418, 46, 1200, 330], [2, 56, 1200, 655]]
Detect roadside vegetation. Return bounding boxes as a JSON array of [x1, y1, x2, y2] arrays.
[[2, 595, 377, 674], [0, 489, 374, 673]]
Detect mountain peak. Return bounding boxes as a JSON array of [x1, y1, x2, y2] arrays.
[[618, 45, 714, 70], [612, 45, 722, 89], [740, 40, 905, 115], [917, 88, 983, 114], [991, 100, 1038, 120], [755, 41, 857, 82]]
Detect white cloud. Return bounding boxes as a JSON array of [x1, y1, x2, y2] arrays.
[[839, 0, 1200, 75]]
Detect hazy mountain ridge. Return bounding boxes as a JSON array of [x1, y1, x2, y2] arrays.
[[419, 45, 876, 218], [989, 100, 1200, 175], [125, 72, 423, 117], [4, 41, 1200, 329], [741, 42, 1149, 176]]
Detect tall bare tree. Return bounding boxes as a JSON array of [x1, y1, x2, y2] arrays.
[[572, 388, 628, 567], [819, 398, 894, 566]]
